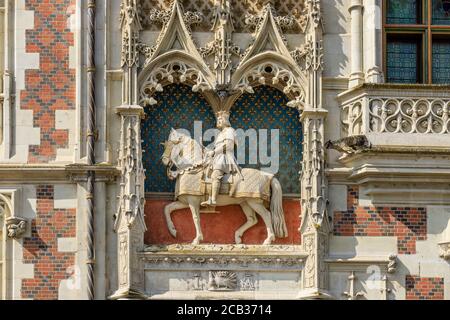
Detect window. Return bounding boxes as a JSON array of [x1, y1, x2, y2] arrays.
[[384, 0, 450, 84]]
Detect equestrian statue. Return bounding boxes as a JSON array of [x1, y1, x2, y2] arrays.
[[161, 111, 288, 245]]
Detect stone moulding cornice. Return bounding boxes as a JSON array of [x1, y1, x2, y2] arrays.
[[337, 83, 450, 103], [66, 164, 121, 183], [0, 164, 120, 183], [140, 254, 307, 269], [144, 244, 304, 253], [141, 245, 307, 268], [325, 254, 397, 273], [327, 163, 450, 184]]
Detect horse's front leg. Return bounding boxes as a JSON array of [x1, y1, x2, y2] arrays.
[[164, 201, 189, 238], [188, 197, 203, 245]]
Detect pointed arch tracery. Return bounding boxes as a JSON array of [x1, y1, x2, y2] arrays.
[[137, 0, 216, 108]]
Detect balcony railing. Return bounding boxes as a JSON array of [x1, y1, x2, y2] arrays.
[[338, 84, 450, 148]]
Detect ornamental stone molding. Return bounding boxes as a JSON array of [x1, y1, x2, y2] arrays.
[[115, 0, 331, 299]]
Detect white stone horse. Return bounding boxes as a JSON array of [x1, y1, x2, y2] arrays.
[[160, 129, 288, 245]]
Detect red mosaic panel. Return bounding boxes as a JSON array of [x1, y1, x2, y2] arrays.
[[145, 199, 301, 245], [21, 0, 76, 163], [334, 186, 427, 254], [22, 185, 76, 300], [406, 276, 444, 300]]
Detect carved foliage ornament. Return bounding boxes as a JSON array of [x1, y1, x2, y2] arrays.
[[235, 63, 305, 100], [135, 0, 309, 105], [120, 0, 143, 68], [114, 111, 147, 231], [140, 62, 212, 106]]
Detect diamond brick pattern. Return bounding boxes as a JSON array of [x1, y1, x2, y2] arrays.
[[334, 186, 427, 255], [22, 185, 76, 300], [406, 276, 444, 300], [21, 0, 76, 163]]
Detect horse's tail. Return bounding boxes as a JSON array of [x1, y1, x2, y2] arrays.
[[270, 177, 288, 238]]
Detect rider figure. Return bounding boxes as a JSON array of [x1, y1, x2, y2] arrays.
[[201, 111, 242, 207]]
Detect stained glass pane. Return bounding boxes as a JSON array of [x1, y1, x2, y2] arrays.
[[231, 86, 302, 195], [432, 0, 450, 25], [142, 84, 216, 193], [386, 39, 420, 83], [432, 40, 450, 83], [386, 0, 420, 24]]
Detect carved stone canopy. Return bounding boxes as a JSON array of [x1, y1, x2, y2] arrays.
[[134, 0, 310, 110]]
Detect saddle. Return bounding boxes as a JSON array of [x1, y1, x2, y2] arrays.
[[201, 172, 236, 196]]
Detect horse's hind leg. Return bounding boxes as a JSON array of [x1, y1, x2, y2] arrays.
[[247, 200, 275, 245], [164, 201, 189, 238], [235, 202, 258, 244], [188, 197, 204, 245]]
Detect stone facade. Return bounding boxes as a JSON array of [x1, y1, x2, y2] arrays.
[[0, 0, 449, 300]]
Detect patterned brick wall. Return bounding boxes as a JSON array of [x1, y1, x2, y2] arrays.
[[406, 276, 444, 300], [334, 186, 427, 254], [22, 185, 76, 300], [21, 0, 76, 163]]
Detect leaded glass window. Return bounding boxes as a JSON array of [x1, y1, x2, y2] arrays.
[[432, 0, 450, 25], [432, 40, 450, 83], [386, 38, 421, 83], [386, 0, 421, 24], [384, 0, 450, 84]]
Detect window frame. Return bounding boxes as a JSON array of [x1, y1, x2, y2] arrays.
[[383, 0, 450, 84]]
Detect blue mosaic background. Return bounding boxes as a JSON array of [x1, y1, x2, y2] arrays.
[[142, 84, 303, 195], [230, 86, 302, 195], [142, 84, 216, 193]]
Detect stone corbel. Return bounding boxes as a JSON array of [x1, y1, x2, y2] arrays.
[[6, 217, 27, 239], [439, 243, 450, 260], [439, 218, 450, 260]]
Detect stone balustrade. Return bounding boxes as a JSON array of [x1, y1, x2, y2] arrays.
[[338, 84, 450, 148]]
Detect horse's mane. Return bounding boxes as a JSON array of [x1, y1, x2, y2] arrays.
[[167, 132, 207, 179]]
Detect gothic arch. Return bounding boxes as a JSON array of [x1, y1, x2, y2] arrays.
[[230, 4, 307, 108], [138, 55, 217, 110], [137, 0, 215, 107]]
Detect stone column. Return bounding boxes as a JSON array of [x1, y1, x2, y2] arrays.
[[110, 105, 147, 299], [110, 0, 147, 299], [364, 0, 383, 83], [297, 0, 332, 299], [349, 0, 365, 87]]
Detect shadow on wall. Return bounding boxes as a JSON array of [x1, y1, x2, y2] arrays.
[[322, 0, 349, 77]]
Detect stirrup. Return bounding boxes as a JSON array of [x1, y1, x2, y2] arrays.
[[201, 198, 216, 207]]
